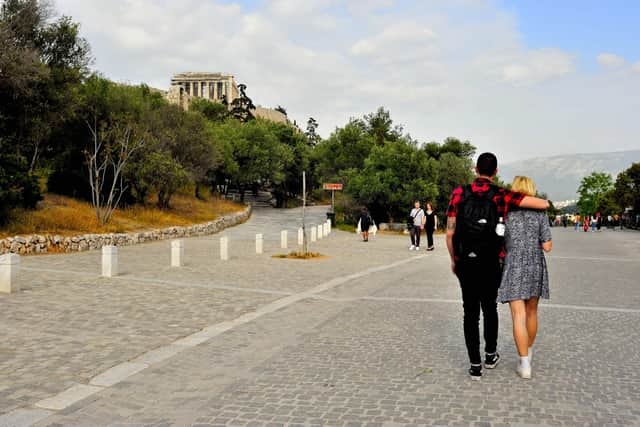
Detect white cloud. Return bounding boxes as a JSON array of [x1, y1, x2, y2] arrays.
[[54, 0, 640, 162], [597, 52, 626, 68], [499, 48, 575, 85], [632, 61, 640, 73]]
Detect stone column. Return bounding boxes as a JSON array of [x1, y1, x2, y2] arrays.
[[256, 234, 263, 254], [213, 80, 218, 100], [102, 245, 118, 278], [220, 237, 229, 261], [203, 81, 209, 99], [171, 240, 184, 267], [281, 230, 288, 249], [0, 253, 20, 294], [297, 228, 304, 246]]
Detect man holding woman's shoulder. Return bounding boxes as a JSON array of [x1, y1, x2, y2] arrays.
[[445, 152, 550, 380]]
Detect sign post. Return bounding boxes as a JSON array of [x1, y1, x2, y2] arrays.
[[323, 183, 343, 214]]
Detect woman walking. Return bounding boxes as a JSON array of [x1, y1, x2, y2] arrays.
[[358, 207, 372, 242], [424, 202, 438, 251], [498, 176, 552, 379]]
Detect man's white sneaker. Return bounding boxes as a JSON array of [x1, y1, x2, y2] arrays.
[[409, 245, 415, 251], [415, 246, 420, 251], [517, 364, 532, 379]]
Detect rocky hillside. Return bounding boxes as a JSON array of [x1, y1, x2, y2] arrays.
[[499, 150, 640, 202]]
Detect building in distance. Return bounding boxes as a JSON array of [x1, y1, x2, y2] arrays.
[[165, 72, 287, 124]]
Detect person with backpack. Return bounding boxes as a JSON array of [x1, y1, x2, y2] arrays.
[[445, 152, 549, 380], [409, 201, 425, 251], [358, 207, 373, 242]]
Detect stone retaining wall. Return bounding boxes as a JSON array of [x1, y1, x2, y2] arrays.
[[0, 205, 252, 256]]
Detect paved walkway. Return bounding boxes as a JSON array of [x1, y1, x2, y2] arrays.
[[1, 208, 639, 426]]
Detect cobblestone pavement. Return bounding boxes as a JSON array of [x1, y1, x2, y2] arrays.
[[1, 210, 639, 426]]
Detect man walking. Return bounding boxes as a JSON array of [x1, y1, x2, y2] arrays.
[[409, 201, 425, 251], [445, 153, 549, 380]]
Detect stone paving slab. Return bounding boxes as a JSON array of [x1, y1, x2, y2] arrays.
[[33, 298, 640, 426]]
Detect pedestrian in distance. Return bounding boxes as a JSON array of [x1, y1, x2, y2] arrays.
[[445, 152, 549, 380], [424, 202, 438, 251], [409, 201, 425, 251], [583, 215, 590, 232], [498, 176, 552, 380], [574, 214, 581, 232], [358, 207, 372, 242]]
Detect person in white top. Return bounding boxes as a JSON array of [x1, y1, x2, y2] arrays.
[[409, 201, 425, 251]]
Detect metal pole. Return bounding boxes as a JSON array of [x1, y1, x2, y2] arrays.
[[331, 189, 335, 213], [302, 171, 308, 254]]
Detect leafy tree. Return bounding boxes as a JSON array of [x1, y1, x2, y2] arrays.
[[305, 117, 320, 146], [614, 162, 640, 212], [0, 0, 90, 222], [347, 140, 438, 222], [314, 118, 374, 183], [364, 107, 402, 146], [577, 172, 614, 215], [209, 120, 290, 200], [229, 83, 256, 122], [271, 123, 310, 207], [190, 97, 228, 122]]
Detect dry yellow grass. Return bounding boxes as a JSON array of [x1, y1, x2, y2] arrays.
[[0, 193, 243, 238]]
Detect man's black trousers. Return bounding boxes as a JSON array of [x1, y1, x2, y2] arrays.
[[455, 259, 502, 365]]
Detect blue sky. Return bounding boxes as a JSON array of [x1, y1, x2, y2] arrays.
[[56, 0, 640, 162], [500, 0, 640, 70]]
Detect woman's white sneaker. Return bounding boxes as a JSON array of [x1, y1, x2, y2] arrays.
[[517, 364, 532, 379]]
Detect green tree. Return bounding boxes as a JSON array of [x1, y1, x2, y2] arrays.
[[229, 83, 256, 122], [347, 140, 438, 222], [614, 162, 640, 212], [577, 172, 614, 215], [364, 107, 402, 146]]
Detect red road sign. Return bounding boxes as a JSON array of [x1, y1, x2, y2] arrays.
[[323, 183, 343, 191]]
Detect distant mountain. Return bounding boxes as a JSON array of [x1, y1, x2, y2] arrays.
[[499, 150, 640, 202]]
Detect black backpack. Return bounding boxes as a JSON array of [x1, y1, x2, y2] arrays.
[[453, 185, 500, 259]]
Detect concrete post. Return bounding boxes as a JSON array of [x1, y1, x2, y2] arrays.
[[256, 233, 263, 254], [220, 237, 229, 261], [101, 245, 118, 278], [311, 226, 317, 242], [0, 253, 20, 294], [328, 219, 332, 233], [171, 240, 184, 267], [297, 228, 304, 246], [317, 225, 324, 240], [281, 230, 288, 249]]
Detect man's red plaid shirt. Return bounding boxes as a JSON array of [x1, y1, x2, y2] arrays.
[[446, 177, 525, 258], [446, 177, 525, 219]]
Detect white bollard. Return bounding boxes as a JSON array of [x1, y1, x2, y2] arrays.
[[256, 233, 263, 254], [328, 219, 332, 233], [317, 224, 324, 240], [281, 230, 288, 249], [220, 237, 229, 261], [297, 228, 304, 246], [323, 222, 328, 237], [311, 226, 317, 242], [0, 253, 20, 294], [102, 245, 118, 277], [171, 240, 184, 267]]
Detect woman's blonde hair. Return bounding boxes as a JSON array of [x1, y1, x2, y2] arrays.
[[511, 176, 537, 197]]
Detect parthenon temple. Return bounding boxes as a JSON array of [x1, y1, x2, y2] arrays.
[[164, 72, 287, 124]]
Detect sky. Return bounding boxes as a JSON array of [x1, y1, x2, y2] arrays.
[[54, 0, 640, 163]]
